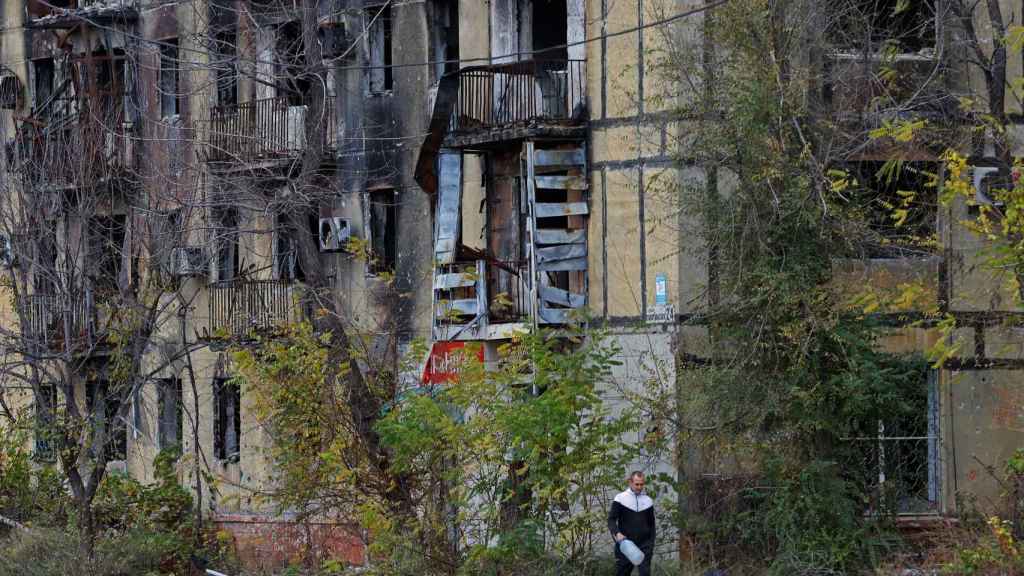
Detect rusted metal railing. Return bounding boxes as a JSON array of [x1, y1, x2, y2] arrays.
[[18, 289, 95, 351], [450, 59, 586, 133], [208, 279, 296, 338], [205, 96, 336, 162]]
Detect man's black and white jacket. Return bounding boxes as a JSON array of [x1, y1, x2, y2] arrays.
[[607, 489, 656, 548]]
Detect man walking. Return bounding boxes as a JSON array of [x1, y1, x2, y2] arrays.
[[608, 471, 655, 576]]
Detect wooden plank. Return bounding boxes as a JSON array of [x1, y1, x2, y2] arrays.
[[536, 244, 587, 263], [534, 175, 587, 190], [533, 148, 585, 167], [535, 202, 589, 218], [539, 285, 586, 308], [538, 307, 575, 324], [436, 299, 478, 317], [434, 272, 477, 290], [538, 257, 588, 272], [535, 228, 586, 245]]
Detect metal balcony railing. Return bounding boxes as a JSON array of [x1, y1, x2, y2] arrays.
[[13, 98, 136, 187], [449, 59, 586, 133], [205, 96, 336, 162], [208, 279, 297, 338], [18, 289, 96, 351]]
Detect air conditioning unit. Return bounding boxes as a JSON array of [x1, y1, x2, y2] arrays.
[[319, 217, 352, 252], [973, 165, 1010, 207], [168, 246, 208, 277]]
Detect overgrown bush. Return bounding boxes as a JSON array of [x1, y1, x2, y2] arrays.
[[0, 527, 179, 576], [0, 423, 68, 529]]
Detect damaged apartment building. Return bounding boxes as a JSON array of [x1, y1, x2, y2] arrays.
[[0, 0, 1023, 569]]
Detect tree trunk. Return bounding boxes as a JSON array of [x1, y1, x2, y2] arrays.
[[77, 498, 95, 560]]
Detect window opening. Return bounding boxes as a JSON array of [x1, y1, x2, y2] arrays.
[[276, 21, 311, 106], [33, 384, 57, 460], [842, 161, 936, 258], [831, 0, 936, 54], [157, 378, 182, 449], [213, 377, 240, 462], [275, 212, 313, 282], [532, 0, 568, 60], [211, 0, 237, 107], [33, 58, 54, 112], [367, 4, 393, 93], [369, 189, 397, 275], [160, 39, 181, 117], [213, 207, 239, 282], [86, 379, 127, 461], [89, 214, 127, 295]]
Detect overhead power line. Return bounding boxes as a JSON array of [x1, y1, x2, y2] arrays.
[[18, 0, 727, 73]]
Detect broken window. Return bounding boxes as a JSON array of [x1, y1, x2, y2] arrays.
[[831, 0, 936, 54], [532, 0, 568, 60], [212, 207, 239, 282], [88, 215, 127, 295], [276, 21, 311, 106], [86, 380, 127, 462], [33, 384, 57, 461], [369, 189, 397, 275], [275, 212, 315, 282], [32, 58, 54, 111], [160, 39, 181, 117], [840, 161, 937, 258], [213, 377, 240, 462], [431, 0, 459, 80], [366, 4, 393, 93], [157, 377, 182, 450], [211, 0, 237, 107]]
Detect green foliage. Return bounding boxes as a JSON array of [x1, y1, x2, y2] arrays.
[[229, 321, 376, 518], [0, 421, 68, 528], [0, 527, 184, 576], [733, 460, 900, 575], [372, 328, 636, 575]]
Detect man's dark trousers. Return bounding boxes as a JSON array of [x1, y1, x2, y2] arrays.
[[614, 541, 652, 576]]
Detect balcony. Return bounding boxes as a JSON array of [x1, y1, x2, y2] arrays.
[[13, 99, 137, 189], [204, 96, 337, 164], [18, 289, 96, 352], [207, 279, 299, 339]]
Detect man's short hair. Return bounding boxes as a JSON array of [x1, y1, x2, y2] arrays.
[[628, 470, 645, 481]]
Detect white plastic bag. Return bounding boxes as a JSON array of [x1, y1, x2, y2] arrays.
[[619, 539, 644, 566]]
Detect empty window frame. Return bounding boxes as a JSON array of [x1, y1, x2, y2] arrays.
[[274, 213, 316, 282], [368, 189, 397, 275], [366, 4, 393, 93], [276, 21, 312, 105], [159, 39, 181, 117], [211, 0, 237, 107], [830, 0, 936, 54], [842, 161, 937, 258], [86, 380, 127, 461], [88, 214, 127, 294], [157, 378, 182, 449], [33, 384, 57, 461], [213, 377, 240, 462], [32, 58, 54, 111], [212, 207, 239, 282]]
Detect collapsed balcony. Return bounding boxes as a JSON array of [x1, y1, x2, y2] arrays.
[[207, 279, 300, 339], [204, 96, 337, 164], [12, 97, 137, 189], [27, 0, 139, 29]]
